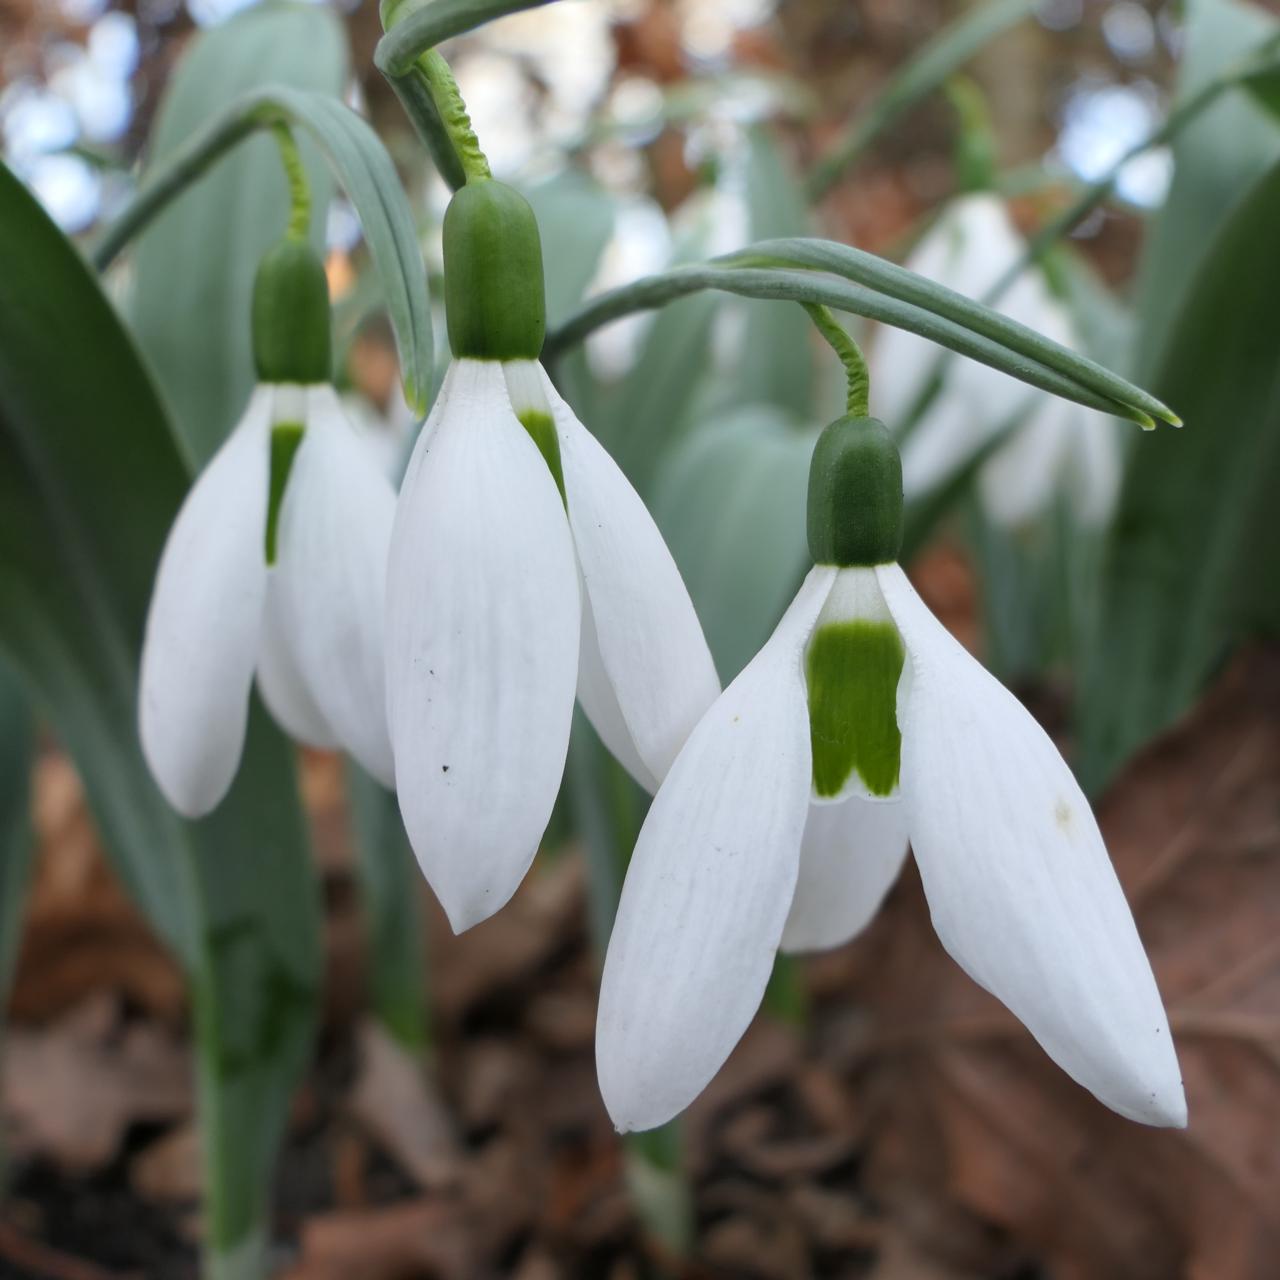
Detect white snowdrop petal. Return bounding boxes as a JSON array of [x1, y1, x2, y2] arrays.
[[576, 587, 658, 792], [257, 578, 337, 749], [385, 359, 581, 931], [779, 796, 910, 954], [539, 368, 720, 786], [138, 390, 272, 817], [876, 563, 1186, 1127], [977, 393, 1074, 527], [272, 387, 397, 786], [596, 566, 835, 1133], [1065, 404, 1124, 528]]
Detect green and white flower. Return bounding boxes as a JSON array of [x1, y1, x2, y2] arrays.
[[139, 242, 396, 817], [385, 179, 719, 933], [596, 416, 1183, 1134]]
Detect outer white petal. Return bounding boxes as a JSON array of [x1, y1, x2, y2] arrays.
[[272, 387, 397, 786], [779, 796, 910, 954], [596, 566, 835, 1133], [385, 359, 580, 931], [576, 587, 657, 791], [1064, 404, 1123, 527], [897, 391, 989, 505], [877, 564, 1186, 1127], [537, 368, 720, 787], [257, 579, 336, 749], [977, 393, 1073, 527], [138, 390, 271, 817]]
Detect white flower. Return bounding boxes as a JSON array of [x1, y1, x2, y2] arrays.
[[139, 383, 397, 816], [874, 193, 1122, 527], [596, 561, 1184, 1133], [385, 358, 720, 932]]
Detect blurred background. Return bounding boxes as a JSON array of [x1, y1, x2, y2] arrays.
[[2, 0, 1278, 1277]]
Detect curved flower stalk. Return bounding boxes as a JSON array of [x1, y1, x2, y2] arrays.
[[139, 241, 396, 817], [385, 178, 719, 933], [596, 415, 1184, 1135], [875, 192, 1122, 527]]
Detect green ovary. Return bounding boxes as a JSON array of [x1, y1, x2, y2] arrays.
[[517, 409, 566, 504], [806, 620, 905, 798]]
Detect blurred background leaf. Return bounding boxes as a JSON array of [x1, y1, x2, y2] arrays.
[[0, 158, 319, 1273], [128, 2, 348, 465], [1079, 154, 1280, 791], [0, 662, 33, 1192], [1131, 0, 1280, 377], [652, 405, 817, 683], [348, 764, 428, 1055]]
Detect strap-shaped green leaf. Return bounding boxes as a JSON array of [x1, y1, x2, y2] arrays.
[[97, 82, 434, 421], [1078, 156, 1280, 792], [724, 238, 1179, 426], [376, 0, 557, 76], [546, 262, 1168, 427], [0, 159, 320, 1276]]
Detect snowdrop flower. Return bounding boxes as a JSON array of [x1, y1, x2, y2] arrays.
[[386, 178, 719, 931], [140, 239, 396, 817], [874, 192, 1121, 527], [597, 414, 1183, 1133]]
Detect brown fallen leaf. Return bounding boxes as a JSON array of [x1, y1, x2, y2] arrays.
[[3, 992, 191, 1172], [282, 1197, 475, 1280], [347, 1019, 462, 1192], [429, 857, 586, 1022], [10, 755, 183, 1023], [827, 647, 1280, 1280], [128, 1122, 200, 1205]]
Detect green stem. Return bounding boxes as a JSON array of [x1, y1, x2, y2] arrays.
[[384, 64, 469, 190], [271, 122, 311, 241], [374, 0, 557, 77], [803, 303, 870, 416], [417, 50, 490, 183]]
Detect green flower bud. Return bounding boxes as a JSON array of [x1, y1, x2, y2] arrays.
[[252, 239, 331, 385], [806, 416, 903, 567], [443, 179, 546, 362]]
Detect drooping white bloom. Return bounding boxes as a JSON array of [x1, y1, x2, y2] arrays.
[[874, 193, 1122, 527], [139, 383, 397, 816], [597, 562, 1184, 1134], [385, 358, 720, 932]]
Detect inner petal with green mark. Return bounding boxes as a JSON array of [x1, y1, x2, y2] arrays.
[[805, 568, 905, 800], [504, 359, 566, 504], [265, 420, 304, 565], [516, 408, 566, 504]]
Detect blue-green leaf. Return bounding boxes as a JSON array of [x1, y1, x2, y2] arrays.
[[1079, 157, 1280, 791], [0, 158, 319, 1274], [1131, 0, 1280, 377], [129, 2, 348, 464], [652, 406, 817, 682]]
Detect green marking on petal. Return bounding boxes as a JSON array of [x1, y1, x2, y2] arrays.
[[518, 409, 566, 505], [806, 619, 904, 798], [265, 421, 305, 565]]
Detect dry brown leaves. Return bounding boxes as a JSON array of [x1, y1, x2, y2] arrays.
[[814, 646, 1280, 1280], [4, 992, 190, 1173]]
